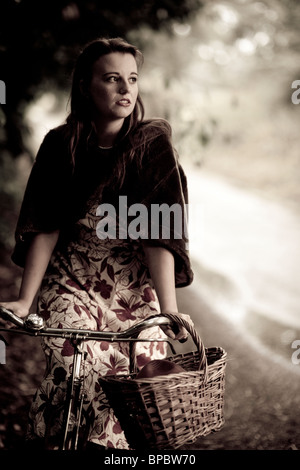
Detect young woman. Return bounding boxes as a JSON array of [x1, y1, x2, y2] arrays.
[[0, 37, 194, 449]]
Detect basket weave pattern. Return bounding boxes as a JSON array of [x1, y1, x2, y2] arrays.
[[99, 313, 227, 450]]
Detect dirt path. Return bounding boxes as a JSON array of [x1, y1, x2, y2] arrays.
[[177, 284, 300, 451]]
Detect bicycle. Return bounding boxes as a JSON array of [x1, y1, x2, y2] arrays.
[[0, 306, 177, 451]]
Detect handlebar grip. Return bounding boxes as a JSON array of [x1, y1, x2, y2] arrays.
[[0, 306, 25, 328]]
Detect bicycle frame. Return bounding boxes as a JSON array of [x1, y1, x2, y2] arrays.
[[0, 307, 174, 450]]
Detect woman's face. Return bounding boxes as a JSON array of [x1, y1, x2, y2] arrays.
[[87, 52, 139, 125]]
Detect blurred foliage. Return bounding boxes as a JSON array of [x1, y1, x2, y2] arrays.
[[0, 0, 203, 157], [131, 0, 300, 209]]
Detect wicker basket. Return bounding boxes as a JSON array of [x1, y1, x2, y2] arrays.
[[99, 313, 227, 450]]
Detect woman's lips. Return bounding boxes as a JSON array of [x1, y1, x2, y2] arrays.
[[116, 99, 131, 107]]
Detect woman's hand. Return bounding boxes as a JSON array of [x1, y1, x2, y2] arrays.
[[0, 300, 30, 328], [160, 312, 194, 343]]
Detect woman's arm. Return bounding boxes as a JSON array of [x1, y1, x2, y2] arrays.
[[143, 245, 192, 341], [0, 230, 60, 318], [143, 245, 178, 312]]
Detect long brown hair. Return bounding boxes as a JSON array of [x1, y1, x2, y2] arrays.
[[64, 37, 171, 188]]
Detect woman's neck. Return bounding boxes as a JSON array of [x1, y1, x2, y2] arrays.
[[92, 118, 124, 147]]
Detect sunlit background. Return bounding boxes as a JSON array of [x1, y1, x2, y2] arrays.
[[0, 0, 300, 450]]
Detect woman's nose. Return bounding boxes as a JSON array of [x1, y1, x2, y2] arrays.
[[119, 80, 130, 94]]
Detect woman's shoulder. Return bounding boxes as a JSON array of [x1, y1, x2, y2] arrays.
[[41, 123, 69, 146], [34, 123, 71, 169], [37, 124, 71, 157], [132, 118, 174, 158], [131, 119, 179, 172], [136, 118, 172, 141]]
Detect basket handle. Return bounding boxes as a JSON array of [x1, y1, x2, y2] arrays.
[[131, 312, 208, 380]]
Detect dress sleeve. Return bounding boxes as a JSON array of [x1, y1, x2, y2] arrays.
[[11, 128, 71, 267], [133, 132, 194, 288]]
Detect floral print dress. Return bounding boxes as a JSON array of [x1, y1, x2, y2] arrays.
[[26, 201, 167, 449]]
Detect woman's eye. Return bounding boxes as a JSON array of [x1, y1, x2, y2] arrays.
[[106, 76, 118, 82], [105, 76, 137, 84]]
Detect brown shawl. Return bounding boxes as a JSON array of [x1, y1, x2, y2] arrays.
[[12, 124, 193, 288]]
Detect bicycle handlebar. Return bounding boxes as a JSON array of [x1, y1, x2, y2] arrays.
[[0, 306, 25, 328], [0, 306, 174, 342]]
